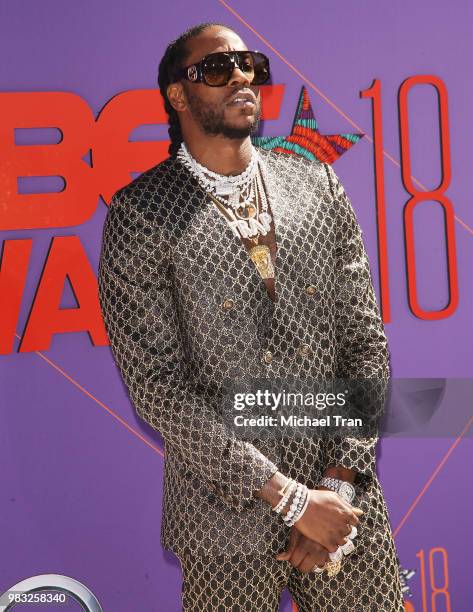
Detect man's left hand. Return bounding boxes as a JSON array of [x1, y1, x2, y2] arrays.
[[276, 527, 329, 573]]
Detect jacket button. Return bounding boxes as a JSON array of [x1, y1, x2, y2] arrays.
[[222, 298, 235, 310], [304, 284, 316, 296], [263, 350, 273, 364], [298, 343, 311, 356]]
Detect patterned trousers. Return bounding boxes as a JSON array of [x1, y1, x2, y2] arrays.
[[177, 532, 404, 612]]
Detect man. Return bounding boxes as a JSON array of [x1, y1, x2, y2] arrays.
[[98, 22, 404, 611]]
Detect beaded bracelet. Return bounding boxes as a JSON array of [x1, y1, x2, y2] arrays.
[[272, 479, 297, 515], [284, 484, 309, 527], [293, 487, 310, 525], [282, 483, 304, 524], [288, 487, 309, 527]]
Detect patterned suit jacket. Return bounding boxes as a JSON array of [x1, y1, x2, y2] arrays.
[[97, 149, 395, 559]]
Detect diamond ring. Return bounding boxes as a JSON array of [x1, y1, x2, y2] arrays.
[[328, 547, 343, 563], [341, 539, 355, 556]]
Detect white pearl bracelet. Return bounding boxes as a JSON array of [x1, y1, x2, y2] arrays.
[[283, 484, 310, 527], [282, 483, 304, 524]]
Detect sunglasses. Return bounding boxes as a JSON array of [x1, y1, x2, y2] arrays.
[[173, 50, 270, 87]]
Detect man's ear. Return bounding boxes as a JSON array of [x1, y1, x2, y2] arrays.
[[167, 82, 187, 112]]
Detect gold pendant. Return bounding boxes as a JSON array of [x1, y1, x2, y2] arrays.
[[248, 244, 274, 279]]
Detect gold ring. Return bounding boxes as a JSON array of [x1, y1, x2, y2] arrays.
[[325, 559, 343, 577]]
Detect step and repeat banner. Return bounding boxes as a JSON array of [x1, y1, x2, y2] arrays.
[[1, 1, 471, 610]]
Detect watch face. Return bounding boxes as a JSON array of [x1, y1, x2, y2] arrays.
[[338, 481, 355, 503]]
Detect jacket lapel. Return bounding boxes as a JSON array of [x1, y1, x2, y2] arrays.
[[257, 150, 297, 301]]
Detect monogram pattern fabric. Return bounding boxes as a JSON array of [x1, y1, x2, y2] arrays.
[[97, 149, 402, 607], [177, 544, 403, 612]]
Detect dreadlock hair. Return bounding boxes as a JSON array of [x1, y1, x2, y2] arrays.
[[157, 22, 235, 157]]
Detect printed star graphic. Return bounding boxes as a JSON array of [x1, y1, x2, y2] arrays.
[[252, 86, 364, 164]]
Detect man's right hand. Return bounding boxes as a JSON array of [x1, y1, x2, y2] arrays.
[[291, 489, 362, 552], [255, 472, 363, 552]]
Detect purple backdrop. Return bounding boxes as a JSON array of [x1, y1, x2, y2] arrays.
[[1, 1, 472, 610]]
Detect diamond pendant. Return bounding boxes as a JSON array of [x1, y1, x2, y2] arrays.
[[227, 190, 241, 209], [215, 180, 235, 196]]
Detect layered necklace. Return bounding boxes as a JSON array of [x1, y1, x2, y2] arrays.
[[177, 142, 275, 280]]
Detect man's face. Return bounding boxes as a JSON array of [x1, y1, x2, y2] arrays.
[[180, 26, 262, 139]]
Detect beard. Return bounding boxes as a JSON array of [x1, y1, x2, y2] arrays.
[[185, 86, 261, 139]]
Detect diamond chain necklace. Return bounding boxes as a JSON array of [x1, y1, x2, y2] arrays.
[[177, 141, 258, 209], [176, 142, 275, 280], [176, 142, 273, 240]]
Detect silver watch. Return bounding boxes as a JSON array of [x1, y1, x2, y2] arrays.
[[318, 477, 356, 503]]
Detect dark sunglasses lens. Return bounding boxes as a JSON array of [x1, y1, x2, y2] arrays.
[[202, 54, 233, 86], [237, 52, 256, 80], [250, 52, 270, 85]]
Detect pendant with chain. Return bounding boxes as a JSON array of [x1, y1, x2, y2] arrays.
[[208, 173, 275, 280], [176, 142, 275, 280]]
